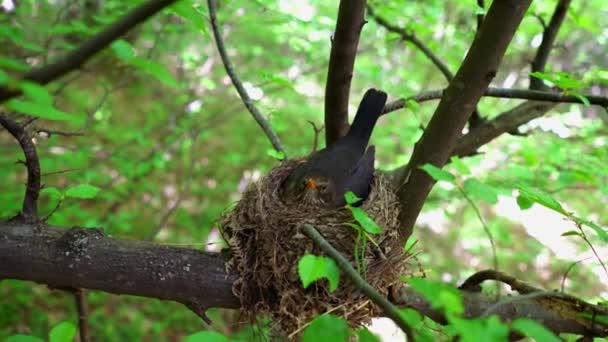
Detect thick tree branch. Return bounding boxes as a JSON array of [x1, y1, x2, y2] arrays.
[[0, 114, 41, 222], [301, 224, 414, 340], [397, 286, 608, 337], [1, 221, 606, 337], [452, 101, 557, 157], [324, 0, 367, 146], [207, 0, 286, 157], [530, 0, 572, 90], [395, 0, 531, 242], [0, 0, 178, 103], [0, 221, 240, 315]]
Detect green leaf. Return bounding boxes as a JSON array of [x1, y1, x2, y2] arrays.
[[302, 315, 349, 342], [65, 184, 101, 199], [182, 331, 229, 342], [171, 1, 209, 37], [130, 58, 178, 88], [7, 100, 82, 123], [20, 81, 53, 105], [516, 184, 565, 214], [420, 164, 455, 182], [580, 219, 608, 243], [350, 207, 382, 234], [405, 99, 420, 111], [463, 179, 498, 204], [356, 328, 381, 342], [515, 194, 533, 210], [344, 191, 361, 205], [560, 230, 582, 237], [41, 187, 64, 200], [0, 69, 8, 85], [111, 39, 135, 61], [566, 91, 590, 107], [3, 335, 44, 342], [0, 56, 30, 71], [450, 156, 471, 175], [407, 278, 463, 317], [266, 148, 285, 160], [298, 254, 340, 292], [49, 321, 77, 342], [511, 318, 560, 342], [450, 316, 509, 342]]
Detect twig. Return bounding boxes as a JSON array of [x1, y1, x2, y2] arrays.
[[459, 269, 540, 294], [301, 224, 414, 340], [575, 222, 608, 280], [73, 288, 90, 342], [306, 120, 324, 153], [367, 5, 453, 81], [476, 0, 485, 34], [530, 0, 572, 90], [324, 0, 367, 146], [383, 87, 608, 115], [36, 129, 84, 138], [207, 0, 286, 158], [0, 0, 178, 103], [0, 113, 41, 222], [457, 186, 498, 290]]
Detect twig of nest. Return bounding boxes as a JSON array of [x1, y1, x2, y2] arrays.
[[219, 159, 414, 336]]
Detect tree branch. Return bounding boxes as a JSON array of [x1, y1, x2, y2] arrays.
[[324, 0, 367, 146], [0, 222, 240, 316], [0, 114, 41, 223], [207, 0, 286, 157], [1, 221, 606, 338], [367, 5, 453, 81], [395, 0, 532, 242], [0, 0, 178, 103], [382, 87, 608, 115], [452, 101, 557, 157], [301, 224, 414, 340], [530, 0, 572, 90], [397, 286, 608, 337]]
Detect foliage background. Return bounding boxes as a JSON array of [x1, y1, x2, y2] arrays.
[[1, 0, 607, 340]]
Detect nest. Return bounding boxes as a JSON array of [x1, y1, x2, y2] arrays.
[[219, 158, 413, 336]]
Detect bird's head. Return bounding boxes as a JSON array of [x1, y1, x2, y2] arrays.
[[299, 175, 334, 205]]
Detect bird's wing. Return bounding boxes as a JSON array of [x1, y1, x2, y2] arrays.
[[341, 145, 375, 204]]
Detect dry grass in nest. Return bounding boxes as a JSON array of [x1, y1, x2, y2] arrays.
[[219, 158, 414, 336]]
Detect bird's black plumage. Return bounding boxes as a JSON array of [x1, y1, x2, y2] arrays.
[[281, 88, 387, 207]]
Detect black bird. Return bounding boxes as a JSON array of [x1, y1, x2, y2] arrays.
[[281, 88, 387, 207]]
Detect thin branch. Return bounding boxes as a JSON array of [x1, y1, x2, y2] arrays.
[[0, 0, 178, 103], [324, 0, 367, 146], [459, 269, 540, 294], [0, 114, 41, 222], [73, 288, 90, 342], [383, 87, 608, 115], [207, 0, 286, 157], [395, 0, 532, 243], [367, 5, 453, 81], [530, 0, 572, 90], [306, 120, 324, 153], [301, 224, 414, 340], [476, 0, 485, 34], [36, 129, 84, 138]]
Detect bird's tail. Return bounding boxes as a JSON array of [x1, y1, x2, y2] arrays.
[[346, 88, 387, 148]]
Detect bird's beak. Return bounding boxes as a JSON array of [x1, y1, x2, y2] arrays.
[[306, 178, 317, 190]]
